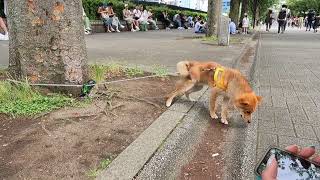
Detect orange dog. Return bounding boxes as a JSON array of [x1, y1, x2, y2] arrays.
[[166, 61, 262, 124]]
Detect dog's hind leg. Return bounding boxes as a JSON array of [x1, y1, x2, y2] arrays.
[[221, 96, 230, 125], [166, 80, 195, 107], [209, 88, 219, 119], [185, 84, 204, 101]]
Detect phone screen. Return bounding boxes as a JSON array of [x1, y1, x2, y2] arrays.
[[256, 148, 320, 180]]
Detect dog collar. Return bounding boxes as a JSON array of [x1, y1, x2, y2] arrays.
[[213, 67, 227, 91]]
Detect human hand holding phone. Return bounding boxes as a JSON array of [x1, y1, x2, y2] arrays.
[[261, 145, 320, 180]]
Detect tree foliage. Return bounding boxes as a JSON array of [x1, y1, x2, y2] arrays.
[[248, 0, 278, 21], [287, 0, 320, 16]]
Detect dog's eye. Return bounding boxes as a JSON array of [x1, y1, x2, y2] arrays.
[[246, 111, 251, 114]]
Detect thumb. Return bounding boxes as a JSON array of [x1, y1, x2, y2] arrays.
[[261, 157, 278, 180]]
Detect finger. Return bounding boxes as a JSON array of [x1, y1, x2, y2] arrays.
[[285, 144, 299, 154], [298, 146, 316, 159], [262, 157, 278, 180], [311, 156, 320, 165]]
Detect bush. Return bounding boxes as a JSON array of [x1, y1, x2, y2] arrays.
[[82, 0, 207, 21]]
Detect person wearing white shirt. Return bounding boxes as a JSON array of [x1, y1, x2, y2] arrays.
[[194, 20, 205, 33], [242, 13, 249, 34]]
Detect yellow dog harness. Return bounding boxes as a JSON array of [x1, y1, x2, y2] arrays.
[[213, 67, 227, 91]]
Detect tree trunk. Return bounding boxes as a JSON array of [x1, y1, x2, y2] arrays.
[[240, 0, 248, 22], [206, 0, 216, 37], [229, 0, 241, 26], [7, 0, 88, 91]]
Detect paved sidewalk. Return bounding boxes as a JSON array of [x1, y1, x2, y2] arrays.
[[255, 29, 320, 164], [0, 30, 247, 73]]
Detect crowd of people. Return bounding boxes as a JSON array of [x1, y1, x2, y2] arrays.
[[264, 5, 320, 34], [93, 3, 201, 33]]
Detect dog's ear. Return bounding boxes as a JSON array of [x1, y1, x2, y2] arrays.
[[256, 95, 262, 104], [236, 96, 250, 107]]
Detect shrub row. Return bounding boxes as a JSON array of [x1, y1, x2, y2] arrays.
[[82, 0, 207, 21]]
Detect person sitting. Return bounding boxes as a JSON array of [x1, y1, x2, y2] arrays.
[[173, 13, 183, 30], [123, 4, 139, 32], [133, 5, 141, 22], [187, 16, 194, 28], [82, 7, 92, 35], [106, 3, 124, 33], [146, 8, 159, 30], [179, 13, 188, 29], [97, 3, 113, 32], [229, 20, 236, 34], [194, 18, 205, 33], [159, 11, 173, 30]]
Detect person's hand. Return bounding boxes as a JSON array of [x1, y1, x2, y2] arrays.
[[261, 145, 320, 180]]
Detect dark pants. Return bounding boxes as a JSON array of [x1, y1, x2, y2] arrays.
[[266, 20, 272, 30], [307, 20, 313, 30], [278, 20, 286, 33], [163, 19, 171, 28]]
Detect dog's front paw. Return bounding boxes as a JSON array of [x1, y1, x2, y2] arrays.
[[221, 119, 229, 125], [210, 112, 218, 119], [166, 99, 173, 107]]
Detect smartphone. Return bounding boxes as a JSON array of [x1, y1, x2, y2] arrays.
[[255, 147, 320, 180]]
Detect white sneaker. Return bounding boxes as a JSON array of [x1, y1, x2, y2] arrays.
[[0, 33, 8, 41], [166, 27, 170, 30], [131, 28, 135, 32], [110, 27, 115, 32], [116, 29, 120, 33], [120, 25, 125, 29], [84, 31, 90, 35], [135, 27, 140, 31]]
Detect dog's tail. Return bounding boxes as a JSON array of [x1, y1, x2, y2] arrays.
[[177, 61, 191, 77]]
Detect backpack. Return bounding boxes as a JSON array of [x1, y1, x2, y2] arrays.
[[278, 9, 287, 20]]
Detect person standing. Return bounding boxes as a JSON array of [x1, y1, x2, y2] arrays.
[[265, 9, 273, 31], [277, 5, 288, 34], [306, 9, 315, 31], [314, 14, 320, 33], [298, 16, 304, 29], [242, 13, 249, 34]]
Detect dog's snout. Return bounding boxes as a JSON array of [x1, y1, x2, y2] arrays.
[[248, 121, 251, 124]]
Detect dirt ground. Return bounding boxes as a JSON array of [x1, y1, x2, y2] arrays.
[[178, 118, 227, 180], [0, 76, 178, 180]]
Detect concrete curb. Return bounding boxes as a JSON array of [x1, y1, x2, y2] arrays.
[[239, 31, 261, 180], [97, 87, 207, 180], [97, 33, 257, 180]]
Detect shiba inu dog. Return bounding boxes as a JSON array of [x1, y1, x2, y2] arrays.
[[166, 61, 262, 124]]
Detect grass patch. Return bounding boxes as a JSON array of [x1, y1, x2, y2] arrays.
[[89, 63, 146, 81], [0, 81, 74, 116], [124, 66, 144, 77], [152, 65, 169, 77], [87, 157, 113, 178]]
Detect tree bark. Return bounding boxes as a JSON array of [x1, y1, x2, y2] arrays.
[[7, 0, 88, 90], [229, 0, 241, 26], [240, 0, 248, 22], [206, 0, 216, 37]]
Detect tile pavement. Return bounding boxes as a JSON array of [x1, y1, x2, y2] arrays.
[[255, 32, 320, 163]]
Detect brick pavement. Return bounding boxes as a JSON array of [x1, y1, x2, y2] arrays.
[[255, 30, 320, 163]]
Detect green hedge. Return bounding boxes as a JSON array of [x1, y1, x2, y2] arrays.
[[82, 0, 207, 21]]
